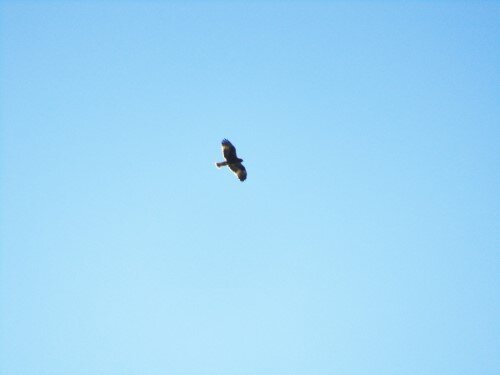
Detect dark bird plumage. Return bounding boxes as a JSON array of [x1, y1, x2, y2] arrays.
[[215, 139, 247, 181]]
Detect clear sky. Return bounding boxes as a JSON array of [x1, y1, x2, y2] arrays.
[[1, 1, 498, 374]]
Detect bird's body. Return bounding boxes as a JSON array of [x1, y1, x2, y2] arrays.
[[215, 139, 247, 181]]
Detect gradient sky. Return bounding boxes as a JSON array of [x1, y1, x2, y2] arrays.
[[1, 2, 499, 374]]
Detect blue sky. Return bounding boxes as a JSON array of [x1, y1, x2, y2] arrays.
[[1, 1, 498, 374]]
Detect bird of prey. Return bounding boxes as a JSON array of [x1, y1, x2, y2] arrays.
[[215, 139, 247, 181]]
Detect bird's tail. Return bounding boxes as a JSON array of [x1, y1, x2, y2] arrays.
[[215, 161, 228, 168]]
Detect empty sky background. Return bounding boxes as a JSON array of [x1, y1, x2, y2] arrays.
[[1, 1, 499, 374]]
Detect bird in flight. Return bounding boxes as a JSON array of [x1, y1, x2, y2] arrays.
[[215, 139, 247, 181]]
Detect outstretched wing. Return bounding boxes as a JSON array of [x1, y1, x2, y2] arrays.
[[229, 162, 247, 181], [221, 139, 238, 161]]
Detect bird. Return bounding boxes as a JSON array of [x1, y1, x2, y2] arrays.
[[215, 139, 247, 181]]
